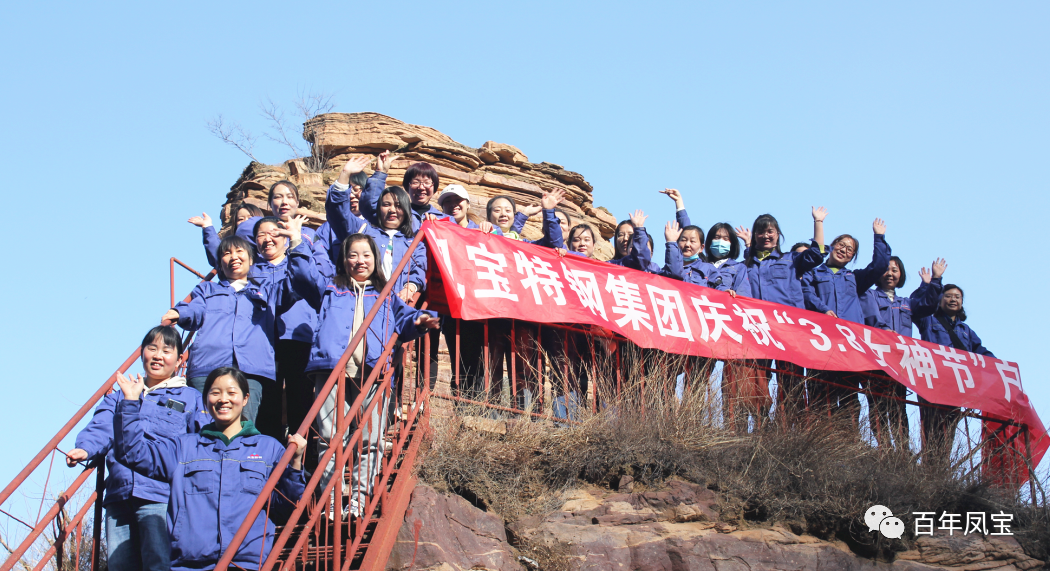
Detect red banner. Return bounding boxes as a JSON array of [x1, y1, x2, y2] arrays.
[[422, 221, 1048, 475]]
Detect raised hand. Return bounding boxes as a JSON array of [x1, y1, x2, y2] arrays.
[[415, 313, 441, 330], [161, 309, 180, 325], [188, 212, 213, 228], [375, 150, 394, 173], [918, 266, 932, 284], [931, 257, 947, 279], [872, 218, 887, 235], [115, 372, 145, 401], [735, 226, 752, 246], [540, 188, 566, 210], [628, 209, 648, 228], [519, 202, 542, 217], [660, 188, 685, 209], [812, 206, 828, 222], [341, 155, 372, 176], [65, 449, 89, 468], [275, 214, 308, 241], [664, 221, 682, 242]]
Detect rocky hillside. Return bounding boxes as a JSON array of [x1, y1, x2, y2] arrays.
[[389, 483, 1044, 571], [219, 112, 617, 259]]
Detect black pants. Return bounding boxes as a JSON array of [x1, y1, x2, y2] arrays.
[[865, 377, 909, 450], [919, 396, 961, 465], [276, 339, 314, 468], [442, 318, 490, 402], [808, 369, 861, 427], [488, 319, 541, 411]]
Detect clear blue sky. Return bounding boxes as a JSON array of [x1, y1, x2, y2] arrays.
[[1, 2, 1047, 492]]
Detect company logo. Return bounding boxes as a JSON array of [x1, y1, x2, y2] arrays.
[[865, 505, 904, 539], [247, 453, 263, 460]]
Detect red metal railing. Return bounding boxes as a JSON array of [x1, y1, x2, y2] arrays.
[[0, 262, 215, 571], [4, 234, 1043, 571]]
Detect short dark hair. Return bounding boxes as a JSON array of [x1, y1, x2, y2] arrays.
[[830, 234, 860, 263], [745, 214, 784, 267], [887, 256, 906, 289], [402, 162, 439, 194], [349, 171, 368, 189], [217, 235, 255, 261], [942, 284, 967, 322], [377, 186, 415, 237], [705, 223, 740, 261], [567, 224, 596, 255], [140, 326, 184, 359], [233, 203, 264, 229], [203, 367, 250, 398], [252, 216, 283, 240], [334, 234, 389, 293], [486, 195, 517, 222], [789, 242, 811, 252], [267, 180, 300, 206]]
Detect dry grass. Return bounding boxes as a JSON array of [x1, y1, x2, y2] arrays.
[[418, 353, 1050, 563]]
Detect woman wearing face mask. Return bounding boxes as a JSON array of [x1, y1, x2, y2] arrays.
[[282, 228, 439, 518], [801, 217, 891, 425], [113, 367, 307, 571], [913, 270, 993, 463], [861, 257, 943, 450], [160, 232, 299, 439], [66, 326, 206, 571]]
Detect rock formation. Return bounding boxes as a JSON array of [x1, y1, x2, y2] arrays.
[[390, 483, 1044, 571], [219, 112, 617, 259]]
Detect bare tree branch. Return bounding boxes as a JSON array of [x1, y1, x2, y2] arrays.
[[293, 88, 335, 123], [260, 98, 305, 161], [206, 115, 260, 162]]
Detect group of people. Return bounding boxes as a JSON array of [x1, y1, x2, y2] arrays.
[[66, 151, 994, 571]]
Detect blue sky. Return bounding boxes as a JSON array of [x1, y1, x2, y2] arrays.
[[1, 1, 1047, 493]]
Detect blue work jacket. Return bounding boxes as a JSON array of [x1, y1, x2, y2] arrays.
[[74, 383, 208, 506], [202, 218, 261, 269], [801, 234, 891, 324], [326, 184, 427, 293], [114, 400, 305, 571], [510, 210, 567, 249], [360, 172, 443, 231], [861, 279, 941, 338], [175, 279, 297, 381], [912, 279, 994, 356], [287, 242, 436, 373], [608, 226, 662, 273], [665, 243, 752, 295], [744, 245, 824, 308]]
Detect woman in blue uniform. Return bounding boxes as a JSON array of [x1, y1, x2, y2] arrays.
[[113, 366, 307, 571]]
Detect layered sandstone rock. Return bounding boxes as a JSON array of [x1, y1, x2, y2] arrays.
[[390, 483, 1044, 571], [220, 112, 616, 260]]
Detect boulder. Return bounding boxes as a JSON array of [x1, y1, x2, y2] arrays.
[[220, 112, 616, 259]]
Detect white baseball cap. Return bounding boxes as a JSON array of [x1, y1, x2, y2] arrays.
[[438, 184, 470, 206]]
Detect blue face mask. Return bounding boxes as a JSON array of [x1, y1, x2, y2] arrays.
[[709, 239, 731, 257], [684, 253, 701, 263]]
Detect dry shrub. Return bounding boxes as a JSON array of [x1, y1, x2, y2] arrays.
[[417, 354, 1050, 563]]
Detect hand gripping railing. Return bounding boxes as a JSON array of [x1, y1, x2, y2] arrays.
[[214, 226, 430, 571], [0, 262, 215, 571]]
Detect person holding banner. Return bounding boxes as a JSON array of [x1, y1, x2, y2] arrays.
[[487, 190, 569, 414], [914, 273, 994, 464], [731, 209, 826, 430], [861, 257, 942, 450], [801, 217, 891, 427]]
